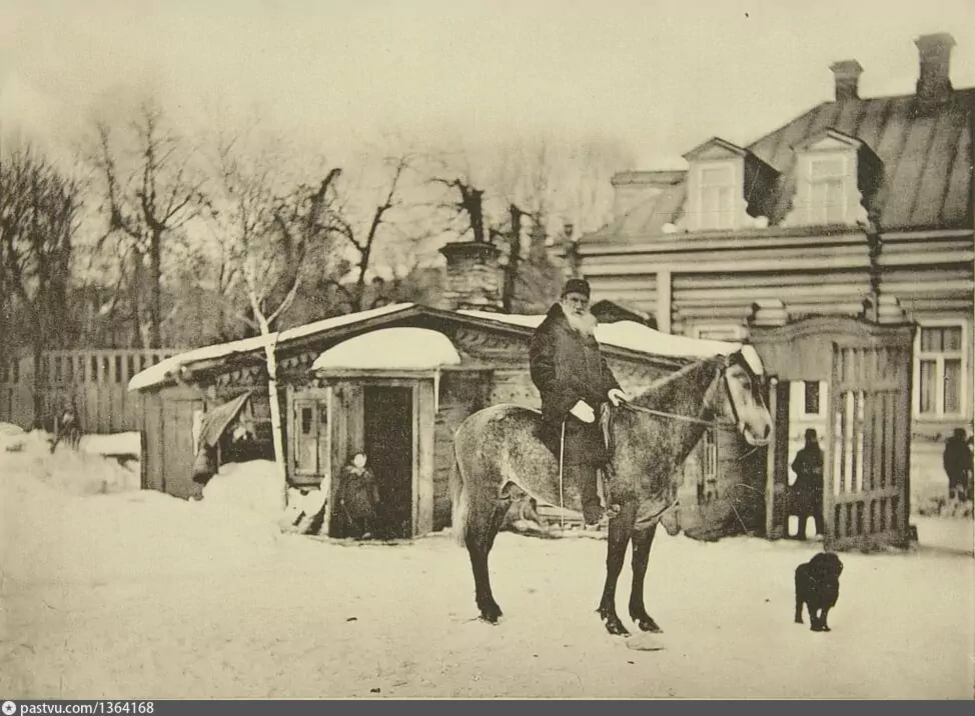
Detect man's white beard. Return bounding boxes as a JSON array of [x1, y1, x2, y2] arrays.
[[560, 303, 597, 336]]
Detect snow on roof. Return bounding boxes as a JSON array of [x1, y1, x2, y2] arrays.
[[311, 328, 461, 371], [130, 302, 764, 393], [458, 311, 765, 374], [128, 303, 417, 392]]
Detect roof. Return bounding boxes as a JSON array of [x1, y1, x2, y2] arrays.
[[128, 303, 762, 392], [128, 303, 416, 391], [587, 87, 974, 239], [590, 299, 655, 327]]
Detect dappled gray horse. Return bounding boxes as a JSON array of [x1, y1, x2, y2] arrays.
[[450, 352, 773, 636]]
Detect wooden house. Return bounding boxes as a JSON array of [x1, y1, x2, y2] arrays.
[[129, 240, 766, 540], [570, 32, 974, 518]]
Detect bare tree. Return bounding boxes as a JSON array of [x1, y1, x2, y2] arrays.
[[0, 142, 84, 426], [433, 134, 634, 313], [203, 128, 340, 507], [90, 98, 202, 348], [324, 154, 417, 312]]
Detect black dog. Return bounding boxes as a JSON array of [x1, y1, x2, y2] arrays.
[[50, 407, 82, 453], [794, 552, 843, 632]]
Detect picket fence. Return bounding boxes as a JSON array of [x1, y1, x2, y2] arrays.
[[0, 349, 184, 434]]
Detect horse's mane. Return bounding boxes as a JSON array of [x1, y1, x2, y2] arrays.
[[629, 353, 728, 411]]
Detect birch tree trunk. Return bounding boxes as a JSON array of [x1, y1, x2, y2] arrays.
[[261, 336, 288, 511], [246, 278, 300, 511]]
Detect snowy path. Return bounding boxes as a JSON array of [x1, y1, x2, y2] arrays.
[[2, 428, 973, 699], [4, 527, 973, 699]]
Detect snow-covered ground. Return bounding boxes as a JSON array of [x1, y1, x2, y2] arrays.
[[1, 423, 973, 699]]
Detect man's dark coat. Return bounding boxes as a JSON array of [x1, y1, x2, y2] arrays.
[[943, 435, 973, 490], [529, 304, 620, 466]]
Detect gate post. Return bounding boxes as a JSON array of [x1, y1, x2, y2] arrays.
[[764, 377, 791, 539]]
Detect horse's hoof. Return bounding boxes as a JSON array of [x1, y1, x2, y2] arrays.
[[600, 614, 630, 636], [636, 618, 663, 634], [479, 605, 503, 623]]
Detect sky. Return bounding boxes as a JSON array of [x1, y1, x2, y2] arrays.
[[2, 0, 975, 170]]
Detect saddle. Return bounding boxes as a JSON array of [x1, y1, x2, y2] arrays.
[[536, 403, 616, 463], [536, 403, 618, 512]]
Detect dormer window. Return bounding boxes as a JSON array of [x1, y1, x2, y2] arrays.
[[808, 155, 848, 224], [783, 128, 881, 228], [698, 164, 736, 230], [679, 137, 778, 233]]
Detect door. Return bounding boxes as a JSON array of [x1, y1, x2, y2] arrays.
[[290, 388, 333, 527], [162, 397, 205, 499], [825, 343, 913, 550], [363, 385, 415, 539]]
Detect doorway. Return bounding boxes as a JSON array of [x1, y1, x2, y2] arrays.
[[363, 385, 414, 539]]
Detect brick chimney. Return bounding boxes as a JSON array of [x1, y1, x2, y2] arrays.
[[829, 60, 863, 102], [437, 240, 504, 313], [915, 33, 955, 110]]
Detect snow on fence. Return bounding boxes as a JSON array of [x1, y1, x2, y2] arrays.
[[0, 349, 184, 433]]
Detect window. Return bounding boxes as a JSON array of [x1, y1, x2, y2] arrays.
[[697, 164, 736, 230], [915, 323, 967, 418], [693, 325, 746, 341], [808, 157, 847, 224], [294, 401, 321, 474], [803, 381, 821, 415]]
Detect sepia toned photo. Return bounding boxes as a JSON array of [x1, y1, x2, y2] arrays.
[[1, 0, 973, 702]]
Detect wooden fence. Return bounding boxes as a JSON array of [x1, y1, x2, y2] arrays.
[[0, 349, 185, 434]]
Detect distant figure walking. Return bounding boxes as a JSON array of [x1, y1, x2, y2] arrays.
[[338, 452, 379, 539], [943, 428, 973, 502], [791, 428, 824, 540], [50, 404, 82, 453]]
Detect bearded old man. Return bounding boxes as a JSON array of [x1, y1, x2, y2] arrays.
[[529, 278, 629, 525]]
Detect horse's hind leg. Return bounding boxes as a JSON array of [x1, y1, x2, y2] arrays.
[[598, 500, 636, 636], [466, 495, 509, 623], [628, 524, 663, 633]]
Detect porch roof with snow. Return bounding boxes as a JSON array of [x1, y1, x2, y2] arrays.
[[310, 328, 462, 371], [128, 302, 762, 392]]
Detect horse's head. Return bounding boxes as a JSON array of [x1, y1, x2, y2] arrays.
[[708, 349, 773, 447]]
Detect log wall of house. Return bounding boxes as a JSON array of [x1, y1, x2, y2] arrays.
[[578, 229, 974, 516], [433, 372, 492, 531]]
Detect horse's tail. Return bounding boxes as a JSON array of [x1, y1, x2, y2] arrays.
[[449, 441, 469, 548]]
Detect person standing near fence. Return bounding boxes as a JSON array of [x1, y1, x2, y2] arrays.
[[791, 428, 824, 540], [943, 428, 973, 502]]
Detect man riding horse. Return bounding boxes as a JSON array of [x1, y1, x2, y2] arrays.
[[529, 278, 629, 526]]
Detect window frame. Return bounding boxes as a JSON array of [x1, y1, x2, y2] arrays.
[[800, 152, 851, 225], [693, 161, 738, 231], [802, 380, 824, 418], [913, 319, 968, 420], [691, 324, 747, 342]]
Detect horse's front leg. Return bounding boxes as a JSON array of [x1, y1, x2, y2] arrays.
[[597, 500, 636, 636], [628, 523, 663, 633]]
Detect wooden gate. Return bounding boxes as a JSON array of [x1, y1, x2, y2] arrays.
[[825, 341, 913, 550], [750, 315, 916, 551]]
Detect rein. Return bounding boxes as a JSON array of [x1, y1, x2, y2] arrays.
[[621, 402, 718, 426]]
